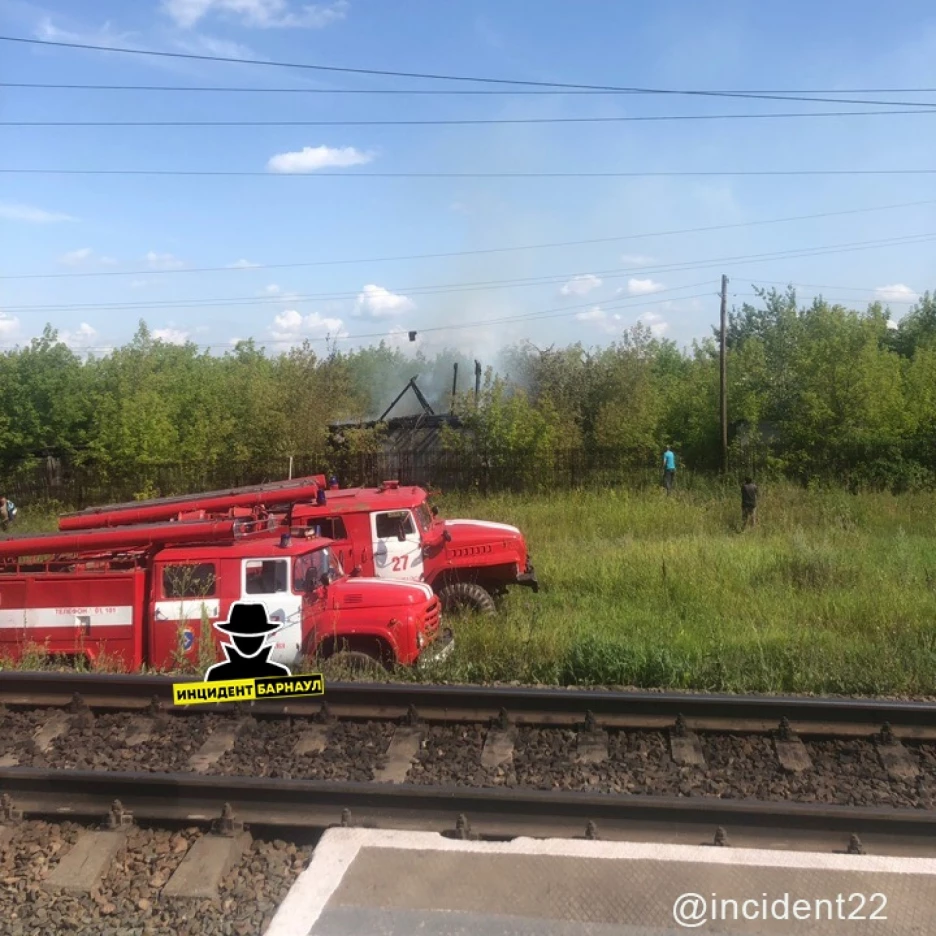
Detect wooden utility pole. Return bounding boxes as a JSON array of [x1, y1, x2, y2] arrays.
[[719, 274, 729, 474]]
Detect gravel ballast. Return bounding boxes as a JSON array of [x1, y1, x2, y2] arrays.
[[0, 820, 313, 936]]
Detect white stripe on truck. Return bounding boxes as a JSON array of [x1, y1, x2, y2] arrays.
[[153, 599, 221, 621], [0, 605, 135, 630]]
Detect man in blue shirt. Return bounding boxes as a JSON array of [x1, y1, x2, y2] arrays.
[[662, 447, 676, 495]]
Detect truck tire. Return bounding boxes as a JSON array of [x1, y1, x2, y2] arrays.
[[438, 581, 496, 615]]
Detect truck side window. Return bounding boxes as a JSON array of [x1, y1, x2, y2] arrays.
[[307, 516, 347, 539], [375, 511, 414, 538], [163, 563, 216, 598], [245, 559, 288, 594]]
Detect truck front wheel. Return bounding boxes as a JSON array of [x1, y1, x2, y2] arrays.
[[438, 581, 496, 615]]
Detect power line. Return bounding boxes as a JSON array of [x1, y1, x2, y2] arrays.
[[7, 109, 936, 127], [0, 289, 712, 353], [7, 196, 936, 282], [1, 274, 710, 315], [5, 81, 936, 96], [3, 36, 936, 110], [9, 234, 935, 316], [744, 279, 926, 300], [5, 168, 936, 178]]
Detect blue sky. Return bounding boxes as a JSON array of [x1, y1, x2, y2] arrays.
[[2, 0, 936, 365]]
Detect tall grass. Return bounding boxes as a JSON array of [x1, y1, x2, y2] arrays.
[[4, 485, 936, 695], [420, 483, 936, 695]]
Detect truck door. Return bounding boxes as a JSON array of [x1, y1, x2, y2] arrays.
[[241, 556, 303, 668], [371, 509, 424, 581]]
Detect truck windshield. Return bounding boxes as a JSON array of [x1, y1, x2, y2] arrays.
[[415, 502, 433, 532], [294, 547, 341, 590]]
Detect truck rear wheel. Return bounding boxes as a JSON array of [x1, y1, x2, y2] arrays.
[[438, 581, 496, 615]]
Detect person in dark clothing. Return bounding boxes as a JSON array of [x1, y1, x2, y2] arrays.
[[741, 477, 758, 529], [204, 602, 292, 681]]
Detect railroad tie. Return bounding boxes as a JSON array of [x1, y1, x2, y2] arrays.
[[292, 725, 330, 756], [32, 712, 72, 753], [187, 719, 251, 773], [161, 830, 252, 899], [876, 724, 920, 781], [575, 730, 609, 765], [669, 715, 706, 767], [123, 716, 155, 748], [372, 725, 424, 783], [773, 719, 812, 773], [43, 831, 128, 894], [481, 727, 517, 770]]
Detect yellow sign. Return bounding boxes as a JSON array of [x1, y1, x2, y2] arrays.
[[172, 673, 325, 705]]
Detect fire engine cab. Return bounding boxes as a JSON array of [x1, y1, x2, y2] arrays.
[[0, 515, 449, 673], [59, 476, 539, 616]]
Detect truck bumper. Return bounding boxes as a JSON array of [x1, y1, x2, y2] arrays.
[[418, 628, 454, 667], [516, 562, 539, 593]]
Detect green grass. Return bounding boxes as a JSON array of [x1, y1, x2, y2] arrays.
[[413, 483, 936, 696], [5, 486, 936, 696]]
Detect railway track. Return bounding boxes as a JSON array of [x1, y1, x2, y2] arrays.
[[2, 672, 936, 856]]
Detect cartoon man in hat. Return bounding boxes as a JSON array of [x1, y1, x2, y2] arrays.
[[204, 602, 293, 682]]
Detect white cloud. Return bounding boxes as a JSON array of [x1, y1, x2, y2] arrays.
[[59, 248, 94, 266], [271, 308, 347, 341], [621, 254, 655, 266], [264, 284, 281, 294], [0, 202, 75, 224], [153, 327, 191, 345], [639, 311, 669, 336], [163, 0, 349, 29], [626, 278, 665, 296], [35, 15, 136, 46], [58, 248, 116, 268], [267, 145, 373, 173], [171, 33, 255, 59], [353, 284, 415, 319], [886, 318, 899, 330], [229, 258, 261, 269], [574, 306, 624, 335], [874, 283, 919, 304], [0, 312, 21, 339], [146, 251, 185, 271], [560, 274, 602, 297], [61, 322, 99, 350]]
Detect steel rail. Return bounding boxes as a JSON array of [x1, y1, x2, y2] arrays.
[[2, 672, 936, 737], [1, 766, 934, 856]]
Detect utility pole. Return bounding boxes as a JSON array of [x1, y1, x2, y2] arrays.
[[719, 274, 729, 474]]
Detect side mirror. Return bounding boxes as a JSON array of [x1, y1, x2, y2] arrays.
[[443, 530, 452, 543], [431, 506, 439, 517], [397, 530, 407, 542], [320, 572, 330, 588]]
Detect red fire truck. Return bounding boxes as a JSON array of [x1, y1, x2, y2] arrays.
[[0, 513, 449, 674], [59, 477, 539, 615]]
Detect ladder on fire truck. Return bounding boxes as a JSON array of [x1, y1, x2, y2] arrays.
[[0, 517, 279, 566], [58, 477, 326, 532]]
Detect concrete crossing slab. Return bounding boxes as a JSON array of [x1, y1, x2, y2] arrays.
[[265, 828, 936, 936]]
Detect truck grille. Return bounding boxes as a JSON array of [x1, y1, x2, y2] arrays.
[[422, 596, 441, 633], [449, 544, 493, 558]]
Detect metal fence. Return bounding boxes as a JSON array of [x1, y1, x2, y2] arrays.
[[4, 449, 708, 509]]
